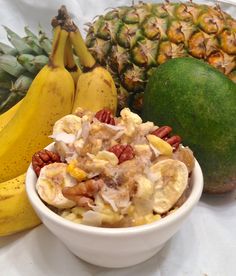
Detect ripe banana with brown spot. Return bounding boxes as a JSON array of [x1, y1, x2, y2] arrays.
[[0, 36, 79, 132], [73, 67, 117, 113], [0, 99, 22, 132], [52, 5, 117, 115], [0, 26, 75, 182], [0, 173, 41, 236]]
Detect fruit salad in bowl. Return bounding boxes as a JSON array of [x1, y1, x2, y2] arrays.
[[31, 108, 195, 227], [26, 107, 203, 267]]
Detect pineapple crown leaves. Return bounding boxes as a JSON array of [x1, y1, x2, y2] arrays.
[[84, 22, 93, 30]]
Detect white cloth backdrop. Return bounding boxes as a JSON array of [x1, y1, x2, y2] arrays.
[[0, 1, 236, 275], [1, 0, 236, 42]]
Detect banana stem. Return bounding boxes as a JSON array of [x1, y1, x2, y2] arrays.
[[51, 5, 96, 69], [49, 26, 68, 68], [65, 38, 82, 74], [65, 38, 74, 68], [69, 31, 96, 69]]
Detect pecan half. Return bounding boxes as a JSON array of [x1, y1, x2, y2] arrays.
[[32, 149, 61, 176], [95, 109, 115, 125], [151, 126, 182, 151], [166, 135, 182, 151], [62, 178, 104, 207], [108, 144, 135, 164], [151, 126, 172, 139]]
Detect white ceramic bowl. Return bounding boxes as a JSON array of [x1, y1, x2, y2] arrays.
[[26, 143, 203, 268]]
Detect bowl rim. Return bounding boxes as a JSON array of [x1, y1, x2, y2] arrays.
[[26, 143, 203, 236]]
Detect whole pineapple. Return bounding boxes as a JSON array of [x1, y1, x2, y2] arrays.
[[85, 1, 236, 112], [0, 26, 51, 113]]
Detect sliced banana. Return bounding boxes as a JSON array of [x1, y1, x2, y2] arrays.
[[135, 175, 154, 199], [52, 115, 82, 159], [96, 150, 119, 166], [134, 144, 152, 158], [149, 159, 188, 214], [36, 163, 77, 209], [147, 134, 173, 156], [173, 146, 195, 173], [87, 153, 110, 169], [53, 114, 82, 135]]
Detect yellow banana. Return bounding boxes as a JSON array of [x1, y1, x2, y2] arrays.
[[53, 6, 117, 114], [69, 27, 117, 114], [0, 99, 22, 132], [73, 67, 117, 113], [65, 37, 82, 86], [0, 173, 41, 236], [0, 26, 74, 182]]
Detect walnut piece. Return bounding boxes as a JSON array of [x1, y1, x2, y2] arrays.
[[62, 178, 104, 207]]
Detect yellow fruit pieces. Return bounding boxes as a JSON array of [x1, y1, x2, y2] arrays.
[[67, 160, 87, 181], [96, 150, 119, 166], [146, 134, 173, 156]]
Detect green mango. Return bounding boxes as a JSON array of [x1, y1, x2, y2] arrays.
[[142, 57, 236, 193]]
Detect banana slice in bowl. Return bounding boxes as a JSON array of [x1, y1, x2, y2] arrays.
[[53, 114, 82, 136], [36, 162, 76, 209], [149, 159, 189, 214]]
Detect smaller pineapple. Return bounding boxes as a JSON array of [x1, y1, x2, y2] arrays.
[[0, 26, 52, 114], [85, 1, 236, 112]]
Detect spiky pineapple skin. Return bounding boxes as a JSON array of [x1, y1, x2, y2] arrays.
[[85, 1, 236, 112]]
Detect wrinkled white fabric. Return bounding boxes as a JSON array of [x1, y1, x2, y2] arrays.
[[0, 0, 236, 42], [0, 0, 236, 275]]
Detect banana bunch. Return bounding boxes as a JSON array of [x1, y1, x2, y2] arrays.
[[0, 26, 75, 236], [0, 32, 81, 131], [52, 5, 117, 114], [0, 173, 41, 236], [0, 6, 118, 237], [0, 99, 21, 132], [0, 26, 75, 183], [69, 28, 117, 114]]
